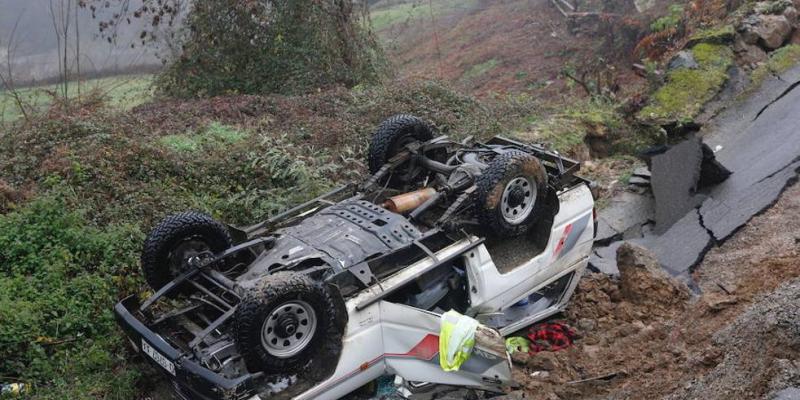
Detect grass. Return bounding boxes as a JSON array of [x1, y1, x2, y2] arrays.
[[639, 43, 733, 125], [688, 25, 735, 46], [512, 98, 656, 157], [750, 44, 800, 88], [462, 59, 501, 81], [369, 0, 479, 31], [159, 122, 249, 153], [0, 74, 154, 122]]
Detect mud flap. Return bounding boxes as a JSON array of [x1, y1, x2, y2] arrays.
[[379, 302, 513, 392]]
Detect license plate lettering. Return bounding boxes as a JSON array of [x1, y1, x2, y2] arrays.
[[141, 339, 176, 376]]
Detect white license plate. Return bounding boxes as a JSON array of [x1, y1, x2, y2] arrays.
[[141, 339, 176, 376]]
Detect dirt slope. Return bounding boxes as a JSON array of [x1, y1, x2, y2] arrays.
[[509, 182, 800, 399], [376, 0, 645, 96]]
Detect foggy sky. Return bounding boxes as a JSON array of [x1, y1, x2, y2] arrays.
[[1, 0, 171, 86]]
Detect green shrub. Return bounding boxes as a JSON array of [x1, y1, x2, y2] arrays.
[[650, 5, 685, 33], [156, 0, 388, 97], [0, 194, 144, 399], [639, 44, 733, 124]]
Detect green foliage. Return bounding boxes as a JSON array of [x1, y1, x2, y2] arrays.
[[639, 44, 733, 124], [691, 43, 734, 67], [750, 44, 800, 87], [650, 5, 685, 33], [462, 59, 501, 81], [369, 0, 479, 31], [187, 134, 337, 223], [513, 98, 656, 156], [159, 122, 249, 153], [1, 75, 154, 123], [157, 0, 387, 97], [688, 25, 735, 46], [0, 194, 143, 399]]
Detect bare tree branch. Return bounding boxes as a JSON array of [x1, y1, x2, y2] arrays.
[[0, 10, 31, 123]]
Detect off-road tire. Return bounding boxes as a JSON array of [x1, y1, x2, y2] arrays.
[[368, 114, 434, 175], [474, 151, 549, 238], [141, 211, 232, 292], [234, 272, 347, 377]]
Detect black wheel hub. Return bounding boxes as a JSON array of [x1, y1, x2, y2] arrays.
[[275, 313, 299, 338], [507, 186, 526, 208]]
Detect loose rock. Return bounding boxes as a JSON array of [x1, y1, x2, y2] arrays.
[[784, 6, 798, 25], [703, 292, 739, 312], [734, 36, 768, 66], [617, 242, 690, 307], [528, 352, 561, 371], [668, 51, 699, 70], [755, 15, 793, 49]]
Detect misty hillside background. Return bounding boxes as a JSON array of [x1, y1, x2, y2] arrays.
[[0, 0, 167, 85]]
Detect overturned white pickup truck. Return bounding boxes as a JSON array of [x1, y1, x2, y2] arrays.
[[114, 115, 596, 399]]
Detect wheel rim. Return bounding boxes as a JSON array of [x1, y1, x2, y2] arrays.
[[168, 237, 211, 277], [260, 300, 317, 359], [500, 176, 536, 225]]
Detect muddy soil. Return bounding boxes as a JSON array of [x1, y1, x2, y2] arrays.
[[379, 0, 647, 97], [510, 182, 800, 399]]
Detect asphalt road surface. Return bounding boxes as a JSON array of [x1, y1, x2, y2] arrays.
[[594, 65, 800, 281]]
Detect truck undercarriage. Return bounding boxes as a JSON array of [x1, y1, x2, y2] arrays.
[[115, 116, 595, 400]]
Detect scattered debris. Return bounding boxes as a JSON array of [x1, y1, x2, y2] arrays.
[[594, 191, 654, 245], [632, 167, 652, 179], [698, 143, 733, 189], [627, 176, 650, 188], [530, 371, 551, 380], [528, 323, 577, 353], [506, 337, 531, 354], [0, 383, 28, 396], [511, 142, 800, 400]]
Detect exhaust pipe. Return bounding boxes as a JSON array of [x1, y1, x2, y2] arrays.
[[383, 188, 437, 213]]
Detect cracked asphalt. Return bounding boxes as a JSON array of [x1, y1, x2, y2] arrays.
[[593, 64, 800, 280]]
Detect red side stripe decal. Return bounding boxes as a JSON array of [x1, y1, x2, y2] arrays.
[[389, 333, 439, 361], [318, 334, 441, 392], [554, 223, 573, 258]]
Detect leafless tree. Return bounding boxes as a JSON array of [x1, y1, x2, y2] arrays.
[[75, 1, 81, 99], [0, 11, 31, 123], [48, 0, 75, 109]]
